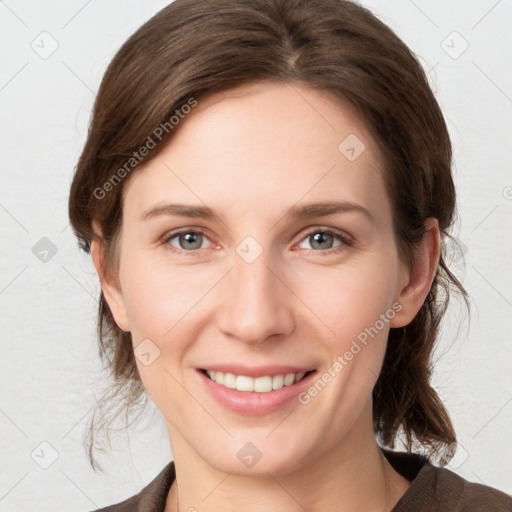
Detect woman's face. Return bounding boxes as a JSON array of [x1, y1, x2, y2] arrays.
[[99, 82, 419, 476]]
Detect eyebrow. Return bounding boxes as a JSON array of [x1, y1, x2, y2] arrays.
[[140, 200, 374, 223]]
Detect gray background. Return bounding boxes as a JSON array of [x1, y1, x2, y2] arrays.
[[1, 0, 511, 510]]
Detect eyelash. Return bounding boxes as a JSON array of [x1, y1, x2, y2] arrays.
[[160, 226, 354, 256]]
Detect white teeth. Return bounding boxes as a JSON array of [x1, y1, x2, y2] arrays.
[[223, 372, 236, 389], [254, 376, 273, 392], [294, 372, 305, 383], [205, 370, 309, 393], [272, 374, 284, 390], [283, 373, 295, 386], [235, 375, 254, 392]]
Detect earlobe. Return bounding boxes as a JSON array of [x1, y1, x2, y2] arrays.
[[390, 218, 440, 328], [90, 237, 131, 333]]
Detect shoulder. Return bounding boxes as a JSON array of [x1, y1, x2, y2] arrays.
[[89, 461, 176, 512], [383, 449, 512, 512], [430, 465, 512, 511]]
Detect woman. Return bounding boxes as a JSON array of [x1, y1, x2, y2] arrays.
[[68, 0, 512, 510]]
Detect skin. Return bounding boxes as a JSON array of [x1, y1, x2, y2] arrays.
[[91, 82, 440, 512]]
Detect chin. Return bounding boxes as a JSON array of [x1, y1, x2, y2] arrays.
[[200, 439, 309, 478]]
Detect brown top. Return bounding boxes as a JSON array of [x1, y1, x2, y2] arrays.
[[92, 449, 512, 511]]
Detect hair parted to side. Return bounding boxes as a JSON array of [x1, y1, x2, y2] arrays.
[[68, 0, 468, 471]]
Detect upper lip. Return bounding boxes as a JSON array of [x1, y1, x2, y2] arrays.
[[199, 364, 316, 378]]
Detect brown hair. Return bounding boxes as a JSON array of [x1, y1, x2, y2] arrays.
[[68, 0, 468, 470]]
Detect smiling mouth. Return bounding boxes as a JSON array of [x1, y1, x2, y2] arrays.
[[199, 369, 316, 393]]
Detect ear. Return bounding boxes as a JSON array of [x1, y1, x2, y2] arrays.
[[90, 222, 131, 332], [390, 218, 440, 328]]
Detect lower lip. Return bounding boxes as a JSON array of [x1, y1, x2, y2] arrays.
[[197, 370, 317, 415]]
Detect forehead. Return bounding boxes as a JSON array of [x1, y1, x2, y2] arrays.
[[122, 82, 390, 224]]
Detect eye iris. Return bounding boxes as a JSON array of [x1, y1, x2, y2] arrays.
[[180, 232, 202, 250], [173, 231, 339, 251], [311, 232, 333, 250]]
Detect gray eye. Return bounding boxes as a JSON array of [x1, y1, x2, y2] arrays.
[[298, 231, 342, 251], [169, 232, 208, 250]]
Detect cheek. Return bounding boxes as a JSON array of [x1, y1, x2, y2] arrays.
[[115, 252, 197, 384], [123, 262, 197, 417], [300, 259, 399, 398], [120, 254, 207, 340], [118, 254, 223, 401], [303, 261, 398, 338]]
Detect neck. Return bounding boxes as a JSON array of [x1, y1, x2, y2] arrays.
[[165, 406, 410, 512]]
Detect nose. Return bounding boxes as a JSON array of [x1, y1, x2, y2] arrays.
[[216, 247, 295, 345]]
